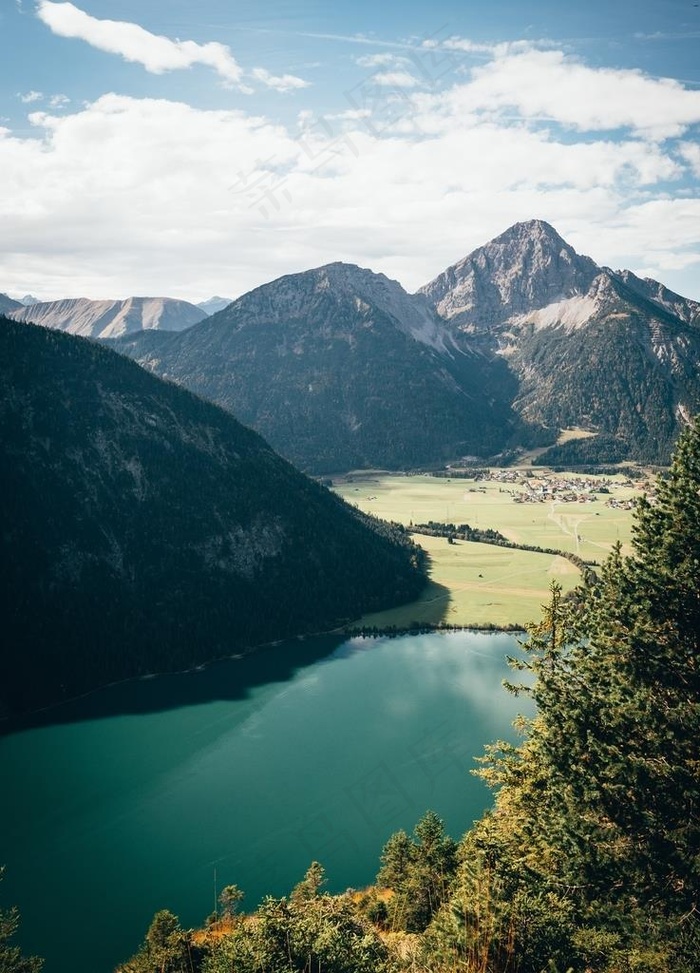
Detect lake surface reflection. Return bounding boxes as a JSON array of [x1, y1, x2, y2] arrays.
[[0, 630, 533, 973]]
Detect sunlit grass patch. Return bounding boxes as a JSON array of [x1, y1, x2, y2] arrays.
[[336, 470, 646, 628]]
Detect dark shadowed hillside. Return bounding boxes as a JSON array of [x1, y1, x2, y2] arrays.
[[0, 317, 426, 718]]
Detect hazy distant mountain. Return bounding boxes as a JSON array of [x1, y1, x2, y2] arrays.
[[420, 220, 700, 463], [0, 293, 22, 315], [8, 295, 206, 338], [112, 262, 538, 473], [197, 295, 234, 315], [0, 315, 426, 717], [18, 294, 40, 306]]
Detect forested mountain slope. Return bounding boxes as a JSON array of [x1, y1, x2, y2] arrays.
[[0, 317, 426, 718], [0, 293, 22, 315]]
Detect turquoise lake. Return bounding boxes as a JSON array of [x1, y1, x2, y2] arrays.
[[0, 630, 532, 973]]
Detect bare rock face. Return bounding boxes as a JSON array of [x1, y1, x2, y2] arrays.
[[217, 261, 456, 352], [614, 270, 700, 327], [420, 219, 700, 341], [8, 295, 206, 338], [419, 220, 600, 332]]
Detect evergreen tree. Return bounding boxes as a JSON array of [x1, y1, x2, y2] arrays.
[[290, 862, 326, 903], [202, 889, 394, 973], [376, 811, 457, 932], [218, 884, 244, 921], [435, 420, 700, 971], [0, 869, 43, 973], [121, 910, 195, 973]]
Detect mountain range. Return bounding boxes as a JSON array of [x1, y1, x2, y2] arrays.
[[197, 295, 233, 315], [7, 220, 700, 470], [0, 316, 425, 718], [103, 221, 699, 469], [111, 261, 540, 472]]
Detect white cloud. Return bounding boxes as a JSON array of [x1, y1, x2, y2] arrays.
[[18, 91, 71, 110], [372, 70, 420, 89], [250, 67, 310, 93], [355, 53, 409, 68], [3, 28, 700, 302], [1, 90, 697, 302], [326, 108, 372, 122], [679, 142, 700, 176], [459, 48, 700, 139], [571, 199, 700, 291], [439, 36, 496, 55], [442, 37, 542, 57], [36, 0, 245, 86], [36, 2, 312, 94]]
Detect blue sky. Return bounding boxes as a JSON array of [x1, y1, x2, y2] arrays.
[[2, 0, 700, 302]]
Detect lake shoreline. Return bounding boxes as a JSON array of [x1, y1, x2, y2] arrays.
[[0, 619, 526, 734]]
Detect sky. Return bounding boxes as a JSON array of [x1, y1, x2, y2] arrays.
[[1, 0, 700, 303]]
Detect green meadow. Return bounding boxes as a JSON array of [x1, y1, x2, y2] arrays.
[[334, 471, 648, 629]]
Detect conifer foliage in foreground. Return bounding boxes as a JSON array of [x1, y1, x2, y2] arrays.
[[435, 419, 700, 971], [118, 422, 700, 972]]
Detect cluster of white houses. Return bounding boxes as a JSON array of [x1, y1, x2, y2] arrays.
[[464, 469, 648, 506]]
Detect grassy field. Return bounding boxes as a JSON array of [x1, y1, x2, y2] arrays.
[[335, 470, 649, 629]]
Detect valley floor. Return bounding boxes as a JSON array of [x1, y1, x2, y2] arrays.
[[334, 468, 646, 628]]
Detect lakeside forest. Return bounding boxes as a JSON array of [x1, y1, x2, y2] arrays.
[[5, 421, 698, 973]]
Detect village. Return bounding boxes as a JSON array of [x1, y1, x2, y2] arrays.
[[456, 468, 650, 508]]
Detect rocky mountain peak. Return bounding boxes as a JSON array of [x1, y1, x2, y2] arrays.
[[493, 218, 567, 248], [215, 261, 451, 353], [419, 220, 600, 332], [303, 261, 405, 299]]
